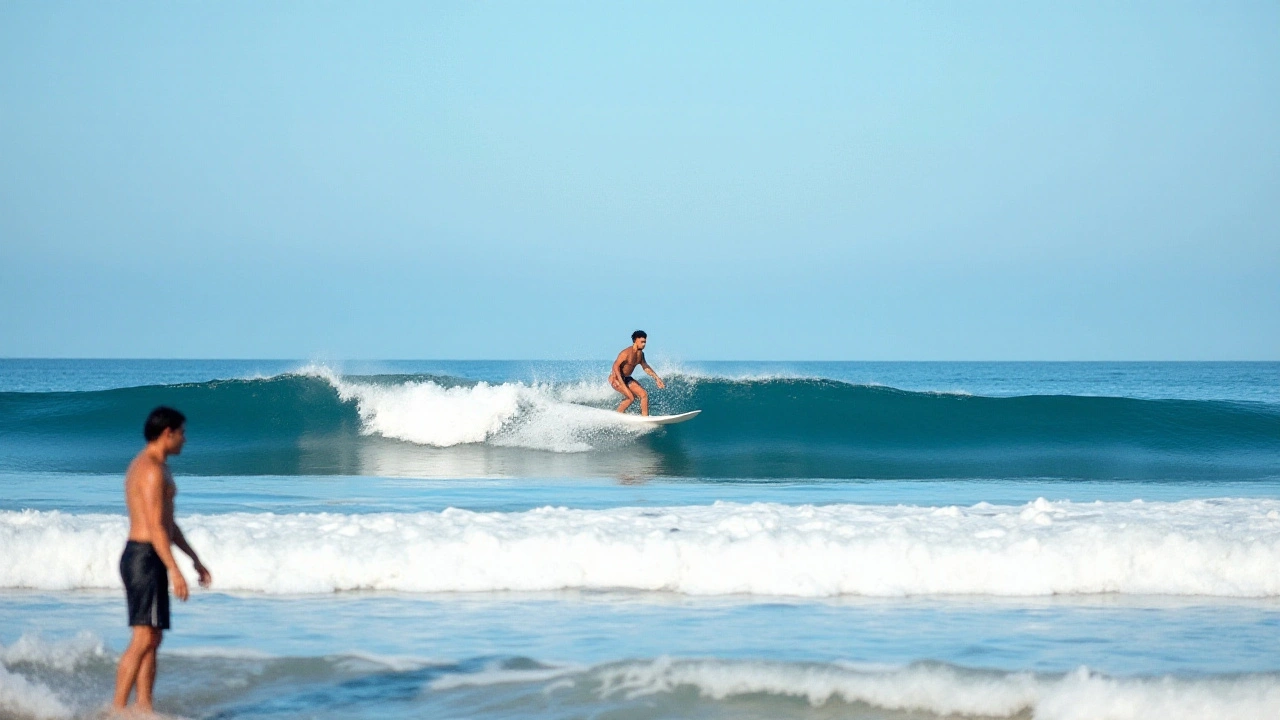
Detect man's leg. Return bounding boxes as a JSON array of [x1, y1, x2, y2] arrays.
[[135, 630, 163, 712], [113, 626, 159, 709], [613, 379, 635, 413], [629, 381, 650, 416]]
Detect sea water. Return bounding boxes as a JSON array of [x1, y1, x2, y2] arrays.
[[1, 360, 1278, 719]]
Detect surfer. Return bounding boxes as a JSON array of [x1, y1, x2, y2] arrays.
[[611, 330, 666, 415], [112, 406, 212, 715]]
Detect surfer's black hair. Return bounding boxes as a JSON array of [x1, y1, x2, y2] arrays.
[[144, 406, 186, 441], [632, 330, 647, 341]]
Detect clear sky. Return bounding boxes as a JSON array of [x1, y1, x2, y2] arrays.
[[2, 1, 1277, 360]]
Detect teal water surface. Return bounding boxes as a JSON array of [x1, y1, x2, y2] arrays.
[[1, 360, 1278, 720]]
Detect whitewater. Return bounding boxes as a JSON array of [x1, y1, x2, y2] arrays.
[[3, 498, 1278, 596], [320, 366, 656, 452]]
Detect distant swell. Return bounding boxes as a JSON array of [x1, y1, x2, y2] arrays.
[[3, 499, 1279, 596], [1, 370, 1277, 478]]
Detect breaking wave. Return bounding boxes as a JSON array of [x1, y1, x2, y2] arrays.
[[3, 498, 1279, 596], [1, 368, 1277, 478]]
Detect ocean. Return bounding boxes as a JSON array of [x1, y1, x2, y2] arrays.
[[1, 360, 1278, 719]]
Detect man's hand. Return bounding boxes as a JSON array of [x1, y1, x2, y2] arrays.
[[171, 571, 190, 602], [194, 560, 212, 588], [656, 378, 666, 390]]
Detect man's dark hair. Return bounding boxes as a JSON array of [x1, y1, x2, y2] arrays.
[[632, 330, 647, 341], [144, 406, 186, 442]]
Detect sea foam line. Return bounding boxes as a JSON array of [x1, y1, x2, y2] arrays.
[[298, 365, 650, 452], [577, 658, 1280, 720], [2, 633, 1278, 720], [2, 499, 1279, 597], [0, 665, 71, 720]]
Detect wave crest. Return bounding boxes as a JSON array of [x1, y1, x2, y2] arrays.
[[4, 499, 1279, 597], [581, 658, 1280, 720], [3, 368, 1278, 477], [305, 366, 652, 452]]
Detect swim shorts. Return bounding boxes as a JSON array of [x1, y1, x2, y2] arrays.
[[120, 541, 170, 629]]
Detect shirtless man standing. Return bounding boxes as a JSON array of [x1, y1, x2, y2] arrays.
[[610, 330, 666, 415], [112, 406, 211, 715]]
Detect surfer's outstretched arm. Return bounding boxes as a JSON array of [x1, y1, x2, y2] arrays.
[[639, 353, 665, 389]]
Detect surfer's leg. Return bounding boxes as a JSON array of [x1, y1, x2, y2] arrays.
[[628, 380, 649, 416], [612, 377, 635, 412]]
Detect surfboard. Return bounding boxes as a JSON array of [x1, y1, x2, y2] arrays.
[[616, 410, 701, 425]]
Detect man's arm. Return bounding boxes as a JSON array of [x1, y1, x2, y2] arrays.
[[169, 523, 211, 588], [639, 353, 666, 389], [138, 467, 190, 601]]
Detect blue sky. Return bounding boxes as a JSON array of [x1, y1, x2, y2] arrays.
[[2, 1, 1277, 360]]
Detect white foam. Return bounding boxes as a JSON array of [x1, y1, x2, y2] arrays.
[[0, 666, 71, 720], [300, 366, 653, 452], [0, 635, 97, 720], [163, 646, 277, 661], [0, 633, 106, 673], [429, 661, 581, 691], [596, 657, 1039, 714], [584, 658, 1280, 720], [3, 498, 1280, 597]]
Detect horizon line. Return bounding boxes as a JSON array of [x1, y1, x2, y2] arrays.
[[2, 357, 1277, 364]]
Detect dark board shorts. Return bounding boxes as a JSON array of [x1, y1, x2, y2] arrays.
[[120, 541, 170, 629]]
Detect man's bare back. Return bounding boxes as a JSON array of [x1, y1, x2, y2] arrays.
[[610, 330, 665, 415]]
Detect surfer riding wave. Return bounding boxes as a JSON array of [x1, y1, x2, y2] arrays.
[[610, 330, 666, 415]]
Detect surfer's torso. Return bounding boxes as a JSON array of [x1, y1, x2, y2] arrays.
[[615, 348, 645, 380]]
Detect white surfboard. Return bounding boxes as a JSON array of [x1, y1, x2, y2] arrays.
[[616, 410, 701, 425]]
